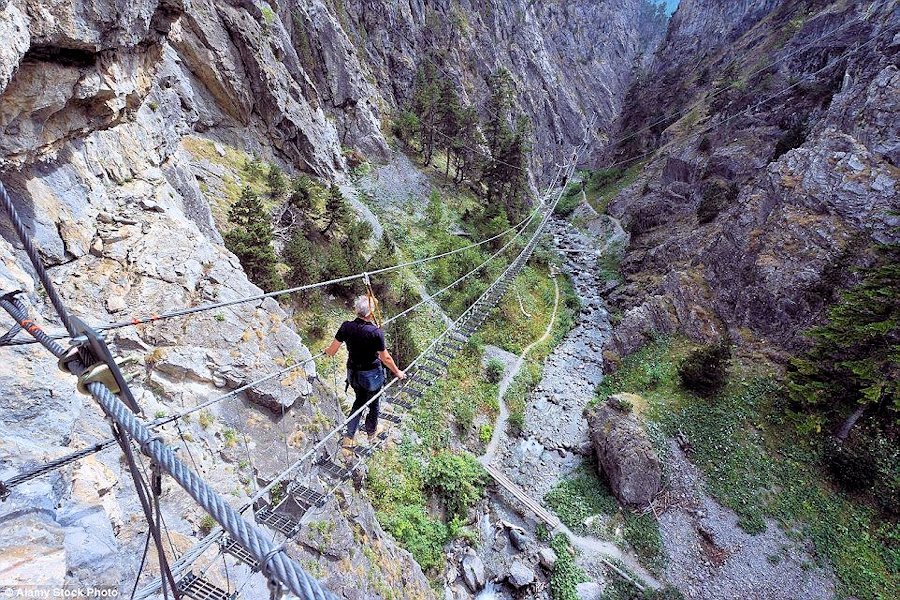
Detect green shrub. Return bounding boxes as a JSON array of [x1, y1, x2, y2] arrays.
[[677, 342, 731, 396], [451, 398, 475, 432], [425, 450, 487, 519], [536, 523, 551, 542], [198, 514, 216, 534], [484, 358, 505, 384], [307, 311, 329, 341], [378, 505, 448, 572], [478, 424, 494, 444], [549, 534, 588, 600], [260, 5, 275, 28], [270, 482, 284, 506]]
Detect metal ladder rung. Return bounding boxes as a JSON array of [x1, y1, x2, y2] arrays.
[[177, 572, 233, 600], [222, 538, 259, 570], [386, 395, 413, 409], [418, 365, 442, 378], [409, 373, 434, 386], [316, 455, 354, 481], [400, 387, 423, 399], [435, 349, 457, 362], [381, 412, 402, 424], [426, 356, 449, 368], [256, 506, 302, 538]]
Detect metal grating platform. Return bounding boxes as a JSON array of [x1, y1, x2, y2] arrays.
[[221, 537, 259, 570], [256, 506, 302, 538], [292, 485, 326, 510], [316, 455, 354, 481], [177, 572, 233, 600]]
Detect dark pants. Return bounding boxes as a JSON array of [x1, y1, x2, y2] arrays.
[[346, 366, 384, 438], [346, 386, 381, 438]]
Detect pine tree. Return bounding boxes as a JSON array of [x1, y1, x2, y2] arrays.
[[282, 230, 322, 289], [501, 115, 532, 221], [436, 78, 462, 179], [412, 62, 442, 165], [452, 106, 483, 185], [321, 184, 351, 236], [393, 110, 420, 149], [788, 242, 900, 438], [224, 187, 283, 292], [266, 164, 287, 201], [482, 69, 523, 218], [289, 175, 315, 214]]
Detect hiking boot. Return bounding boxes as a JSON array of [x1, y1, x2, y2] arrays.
[[366, 424, 385, 445], [340, 436, 356, 460]]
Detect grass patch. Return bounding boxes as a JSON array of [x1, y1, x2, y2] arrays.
[[597, 241, 625, 284], [549, 534, 589, 600], [579, 163, 647, 214], [598, 338, 899, 599], [545, 466, 667, 575], [414, 341, 498, 448], [181, 136, 274, 229]]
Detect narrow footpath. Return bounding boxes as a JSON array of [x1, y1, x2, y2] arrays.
[[461, 214, 659, 599]]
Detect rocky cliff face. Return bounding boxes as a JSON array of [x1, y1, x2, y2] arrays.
[[600, 0, 899, 363], [0, 0, 663, 597]]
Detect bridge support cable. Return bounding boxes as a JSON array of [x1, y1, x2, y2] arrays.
[[0, 294, 337, 600], [0, 186, 553, 349]]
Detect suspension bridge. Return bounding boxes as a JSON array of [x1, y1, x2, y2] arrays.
[[0, 6, 886, 594]]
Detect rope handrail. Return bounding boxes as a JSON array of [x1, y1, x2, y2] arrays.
[[0, 186, 553, 347], [0, 179, 556, 495]]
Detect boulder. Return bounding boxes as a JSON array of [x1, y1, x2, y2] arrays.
[[538, 547, 558, 570], [461, 553, 486, 592], [508, 527, 528, 551], [584, 394, 661, 507], [507, 560, 535, 588], [576, 581, 603, 600]]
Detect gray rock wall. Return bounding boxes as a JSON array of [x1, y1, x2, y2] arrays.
[[602, 0, 899, 360]]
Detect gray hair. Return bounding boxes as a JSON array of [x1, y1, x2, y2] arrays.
[[354, 295, 374, 318]]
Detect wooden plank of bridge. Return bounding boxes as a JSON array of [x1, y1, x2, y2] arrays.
[[483, 462, 562, 530]]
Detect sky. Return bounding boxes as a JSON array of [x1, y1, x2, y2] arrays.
[[664, 0, 680, 16]]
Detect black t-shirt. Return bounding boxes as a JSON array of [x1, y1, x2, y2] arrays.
[[336, 318, 386, 371]]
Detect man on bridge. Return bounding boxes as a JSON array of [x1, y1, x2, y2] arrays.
[[325, 295, 406, 458]]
